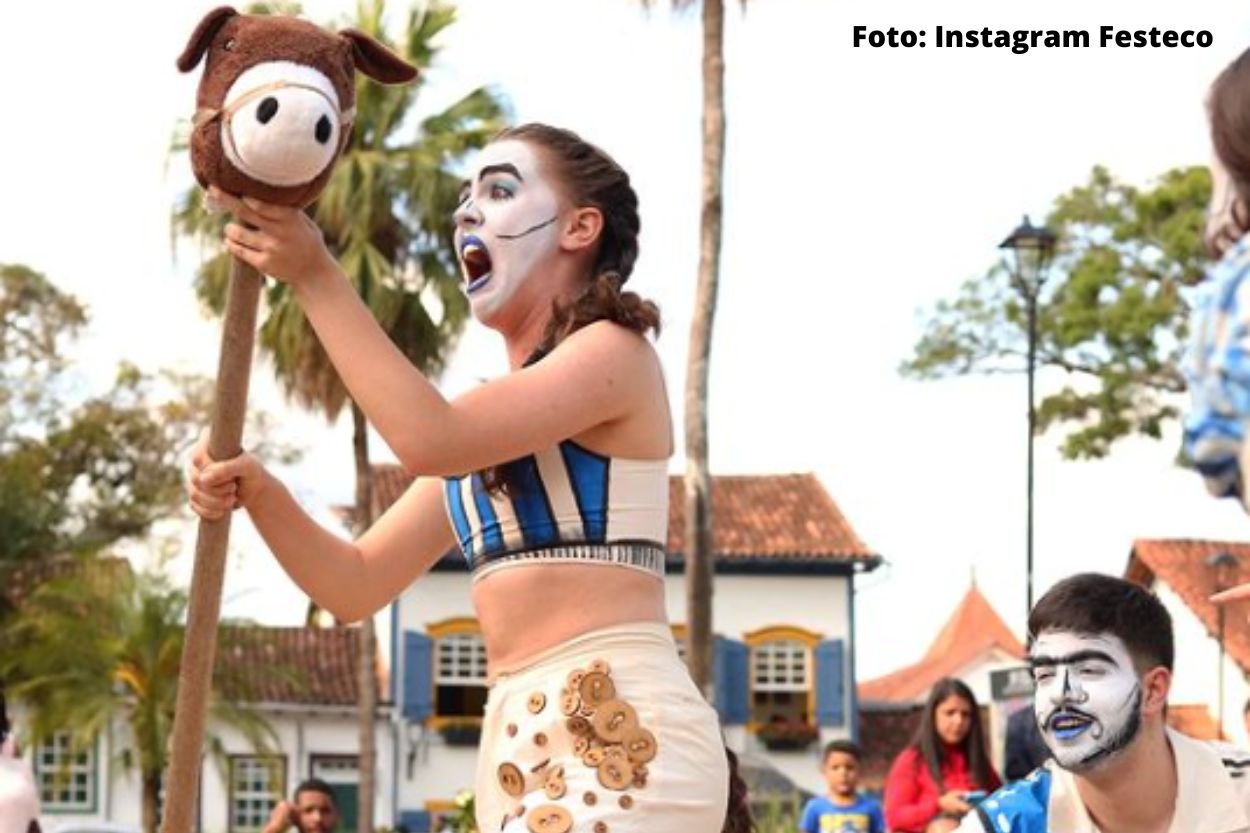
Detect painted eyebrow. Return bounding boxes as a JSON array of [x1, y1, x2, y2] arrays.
[[478, 163, 524, 183], [1030, 649, 1120, 669]]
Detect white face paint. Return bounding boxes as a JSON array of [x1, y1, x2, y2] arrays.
[[1031, 630, 1143, 772], [453, 139, 564, 324]]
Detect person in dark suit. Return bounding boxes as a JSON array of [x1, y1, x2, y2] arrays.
[[1003, 704, 1050, 780]]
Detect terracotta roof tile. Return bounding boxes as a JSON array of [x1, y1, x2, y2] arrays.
[[1167, 703, 1225, 741], [1128, 539, 1250, 677], [363, 465, 879, 565], [858, 584, 1025, 703], [665, 474, 877, 563], [215, 626, 381, 707], [4, 556, 132, 609]]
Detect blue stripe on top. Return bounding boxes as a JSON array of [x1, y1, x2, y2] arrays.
[[560, 440, 610, 541], [443, 477, 474, 565], [470, 472, 505, 553], [504, 455, 561, 549]]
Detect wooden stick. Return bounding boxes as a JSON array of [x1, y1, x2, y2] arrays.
[[160, 254, 263, 833]]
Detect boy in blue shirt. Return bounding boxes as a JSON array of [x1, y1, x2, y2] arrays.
[[798, 740, 884, 833]]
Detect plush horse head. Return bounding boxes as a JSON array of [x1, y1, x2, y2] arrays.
[[178, 6, 417, 208]]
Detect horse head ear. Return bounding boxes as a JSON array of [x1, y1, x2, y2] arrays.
[[339, 29, 418, 85], [177, 6, 239, 72]]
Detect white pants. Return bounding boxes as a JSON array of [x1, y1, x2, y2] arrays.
[[476, 622, 729, 833]]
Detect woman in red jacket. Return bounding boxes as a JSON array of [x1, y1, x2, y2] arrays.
[[884, 678, 1001, 833]]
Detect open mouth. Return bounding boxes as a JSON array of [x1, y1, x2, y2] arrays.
[[459, 234, 493, 293], [1048, 712, 1094, 740]]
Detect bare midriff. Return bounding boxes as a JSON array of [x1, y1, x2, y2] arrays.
[[471, 561, 668, 673]]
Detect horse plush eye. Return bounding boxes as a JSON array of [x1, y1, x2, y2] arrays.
[[224, 38, 238, 52]]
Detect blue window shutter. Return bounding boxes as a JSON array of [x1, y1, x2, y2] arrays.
[[398, 809, 431, 832], [815, 639, 846, 727], [713, 636, 750, 725], [402, 631, 434, 722]]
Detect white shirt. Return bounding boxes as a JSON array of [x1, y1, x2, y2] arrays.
[[957, 728, 1250, 833], [0, 735, 40, 833]]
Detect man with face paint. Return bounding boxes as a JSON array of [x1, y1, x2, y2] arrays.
[[955, 573, 1250, 833]]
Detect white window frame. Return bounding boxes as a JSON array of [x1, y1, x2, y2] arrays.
[[751, 639, 810, 693], [435, 631, 488, 688], [229, 755, 287, 833], [34, 732, 95, 813]]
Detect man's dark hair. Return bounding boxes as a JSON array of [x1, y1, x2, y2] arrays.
[[1028, 573, 1173, 672], [823, 739, 862, 763], [294, 777, 336, 806]]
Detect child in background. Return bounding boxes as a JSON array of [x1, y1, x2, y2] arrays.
[[798, 741, 884, 833]]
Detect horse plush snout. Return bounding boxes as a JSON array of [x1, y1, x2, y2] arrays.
[[218, 61, 347, 188]]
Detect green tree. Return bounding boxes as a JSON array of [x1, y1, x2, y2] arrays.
[[902, 164, 1211, 459], [172, 3, 507, 826], [0, 568, 277, 833], [0, 265, 210, 572]]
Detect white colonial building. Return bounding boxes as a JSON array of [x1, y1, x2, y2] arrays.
[[18, 625, 394, 833]]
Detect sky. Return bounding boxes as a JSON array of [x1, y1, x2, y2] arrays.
[[4, 0, 1250, 681]]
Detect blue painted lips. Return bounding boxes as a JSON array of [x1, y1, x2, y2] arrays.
[[459, 234, 492, 293], [1049, 712, 1092, 740]]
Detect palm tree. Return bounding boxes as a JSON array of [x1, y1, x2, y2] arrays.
[[636, 0, 730, 697], [173, 2, 507, 828], [0, 566, 276, 833]]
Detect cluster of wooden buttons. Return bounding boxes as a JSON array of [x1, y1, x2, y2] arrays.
[[494, 658, 658, 833], [563, 659, 657, 799]]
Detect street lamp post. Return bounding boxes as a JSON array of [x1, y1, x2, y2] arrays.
[[1000, 216, 1057, 621]]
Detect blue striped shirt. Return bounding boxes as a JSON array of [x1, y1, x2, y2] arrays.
[[1184, 236, 1250, 502]]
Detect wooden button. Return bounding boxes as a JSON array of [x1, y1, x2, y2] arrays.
[[498, 762, 525, 797], [597, 758, 634, 791], [566, 715, 592, 736], [618, 795, 634, 809], [584, 746, 606, 766], [506, 723, 518, 738], [593, 823, 608, 833], [534, 732, 548, 747], [560, 690, 581, 716], [525, 804, 572, 833], [530, 758, 551, 774], [573, 736, 591, 756], [621, 727, 657, 764], [632, 764, 648, 789], [528, 692, 547, 714], [543, 770, 567, 800], [578, 672, 615, 707], [590, 659, 611, 675], [592, 699, 638, 742], [583, 790, 598, 806], [566, 669, 586, 688]]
